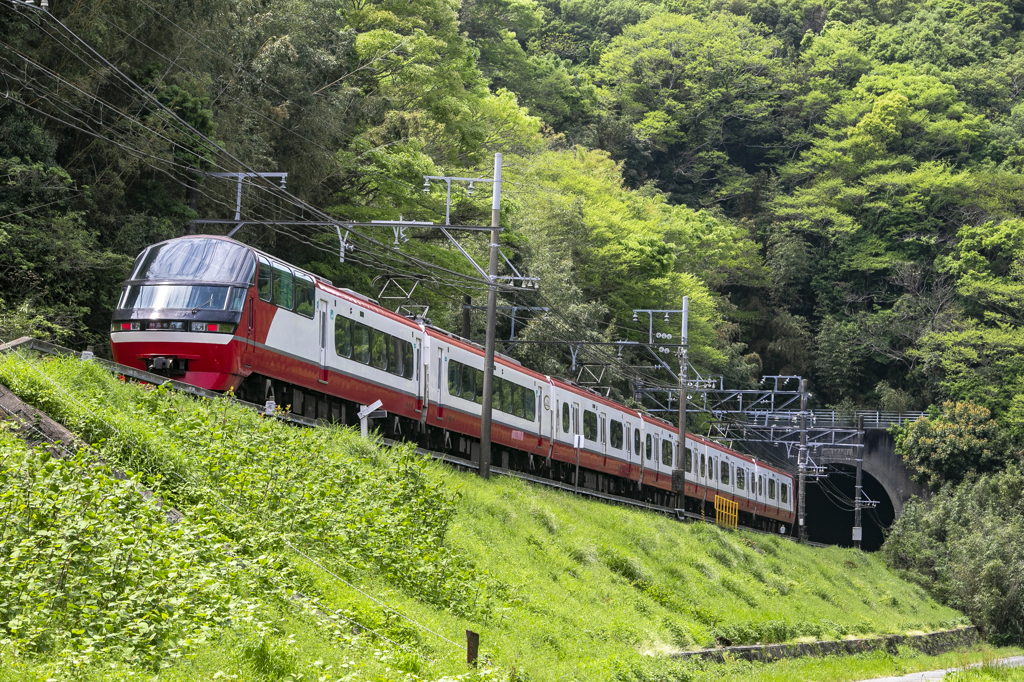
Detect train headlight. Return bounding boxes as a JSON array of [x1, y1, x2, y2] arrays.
[[191, 322, 235, 333]]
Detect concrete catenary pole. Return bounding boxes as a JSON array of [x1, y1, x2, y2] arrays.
[[478, 153, 502, 479], [798, 378, 808, 542], [854, 414, 864, 549], [676, 296, 689, 510]]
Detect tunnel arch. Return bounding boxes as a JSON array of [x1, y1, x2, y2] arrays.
[[805, 464, 896, 551]]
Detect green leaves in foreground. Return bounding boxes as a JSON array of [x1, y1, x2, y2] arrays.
[[0, 426, 266, 669]]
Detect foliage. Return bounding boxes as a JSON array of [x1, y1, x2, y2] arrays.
[[883, 464, 1024, 643], [893, 402, 1013, 491], [0, 427, 267, 670]]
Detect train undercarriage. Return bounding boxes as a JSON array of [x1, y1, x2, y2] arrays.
[[235, 372, 785, 534]]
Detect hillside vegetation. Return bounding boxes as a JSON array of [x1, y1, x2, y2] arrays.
[[0, 353, 971, 680]]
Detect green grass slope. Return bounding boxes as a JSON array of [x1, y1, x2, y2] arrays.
[[0, 354, 970, 681]]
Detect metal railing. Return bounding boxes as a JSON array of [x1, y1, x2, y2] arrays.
[[739, 410, 927, 429]]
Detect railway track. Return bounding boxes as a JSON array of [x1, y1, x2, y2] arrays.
[[0, 336, 827, 547]]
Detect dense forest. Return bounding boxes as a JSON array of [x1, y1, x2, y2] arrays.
[[3, 0, 1024, 645]]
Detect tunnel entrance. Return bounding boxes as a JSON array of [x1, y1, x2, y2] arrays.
[[804, 464, 896, 551]]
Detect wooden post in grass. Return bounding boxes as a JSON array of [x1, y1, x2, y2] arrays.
[[466, 630, 479, 666]]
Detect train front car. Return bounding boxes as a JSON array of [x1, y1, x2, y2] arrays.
[[110, 236, 256, 391]]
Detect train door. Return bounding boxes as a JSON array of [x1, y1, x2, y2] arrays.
[[317, 300, 329, 384], [599, 412, 607, 454], [571, 402, 580, 442], [625, 421, 633, 460], [244, 295, 255, 366]]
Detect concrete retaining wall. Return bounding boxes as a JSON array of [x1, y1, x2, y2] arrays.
[[674, 627, 978, 663]]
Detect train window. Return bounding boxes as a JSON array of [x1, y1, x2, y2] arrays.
[[370, 330, 388, 370], [758, 476, 763, 496], [562, 402, 570, 433], [700, 453, 706, 477], [403, 341, 414, 379], [781, 483, 789, 504], [474, 369, 484, 404], [271, 264, 294, 310], [387, 338, 400, 376], [525, 390, 536, 422], [448, 360, 461, 396], [645, 434, 652, 460], [352, 322, 370, 364], [257, 258, 272, 302], [721, 461, 729, 485], [512, 384, 525, 418], [610, 420, 623, 449], [228, 287, 247, 312], [662, 439, 673, 466], [334, 317, 352, 357], [583, 410, 597, 440], [132, 237, 255, 283], [685, 447, 692, 472], [736, 467, 745, 490], [493, 379, 503, 411], [502, 380, 514, 416], [634, 429, 641, 456], [768, 478, 776, 500], [461, 364, 475, 401], [294, 275, 316, 318], [711, 458, 717, 480]]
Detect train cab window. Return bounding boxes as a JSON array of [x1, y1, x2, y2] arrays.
[[352, 322, 370, 364], [662, 439, 673, 466], [685, 447, 693, 472], [562, 402, 570, 433], [736, 467, 745, 491], [781, 483, 789, 504], [525, 390, 537, 422], [512, 384, 525, 418], [768, 478, 776, 500], [700, 453, 706, 477], [271, 264, 294, 310], [335, 317, 352, 357], [448, 360, 461, 396], [645, 434, 652, 460], [294, 275, 316, 318], [370, 330, 388, 370], [610, 420, 623, 449], [721, 461, 730, 485], [474, 369, 484, 404], [257, 257, 272, 302], [583, 410, 597, 440]]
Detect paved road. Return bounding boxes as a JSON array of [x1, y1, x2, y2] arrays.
[[858, 655, 1024, 681]]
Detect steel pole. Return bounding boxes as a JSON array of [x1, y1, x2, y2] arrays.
[[798, 378, 808, 542], [479, 153, 502, 479], [854, 414, 864, 549]]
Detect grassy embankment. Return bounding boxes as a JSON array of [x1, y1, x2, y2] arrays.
[[0, 353, 1011, 681]]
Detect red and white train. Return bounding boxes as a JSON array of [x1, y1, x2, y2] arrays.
[[110, 236, 795, 528]]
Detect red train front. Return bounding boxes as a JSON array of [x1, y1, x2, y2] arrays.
[[110, 236, 254, 391]]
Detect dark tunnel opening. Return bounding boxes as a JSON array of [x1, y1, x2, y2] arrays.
[[804, 464, 896, 551]]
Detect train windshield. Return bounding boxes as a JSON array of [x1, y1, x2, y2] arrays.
[[131, 238, 255, 283], [119, 284, 246, 312]]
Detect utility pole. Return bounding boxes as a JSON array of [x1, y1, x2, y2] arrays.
[[479, 153, 502, 480], [853, 414, 864, 549], [675, 296, 689, 510], [797, 378, 808, 542]]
